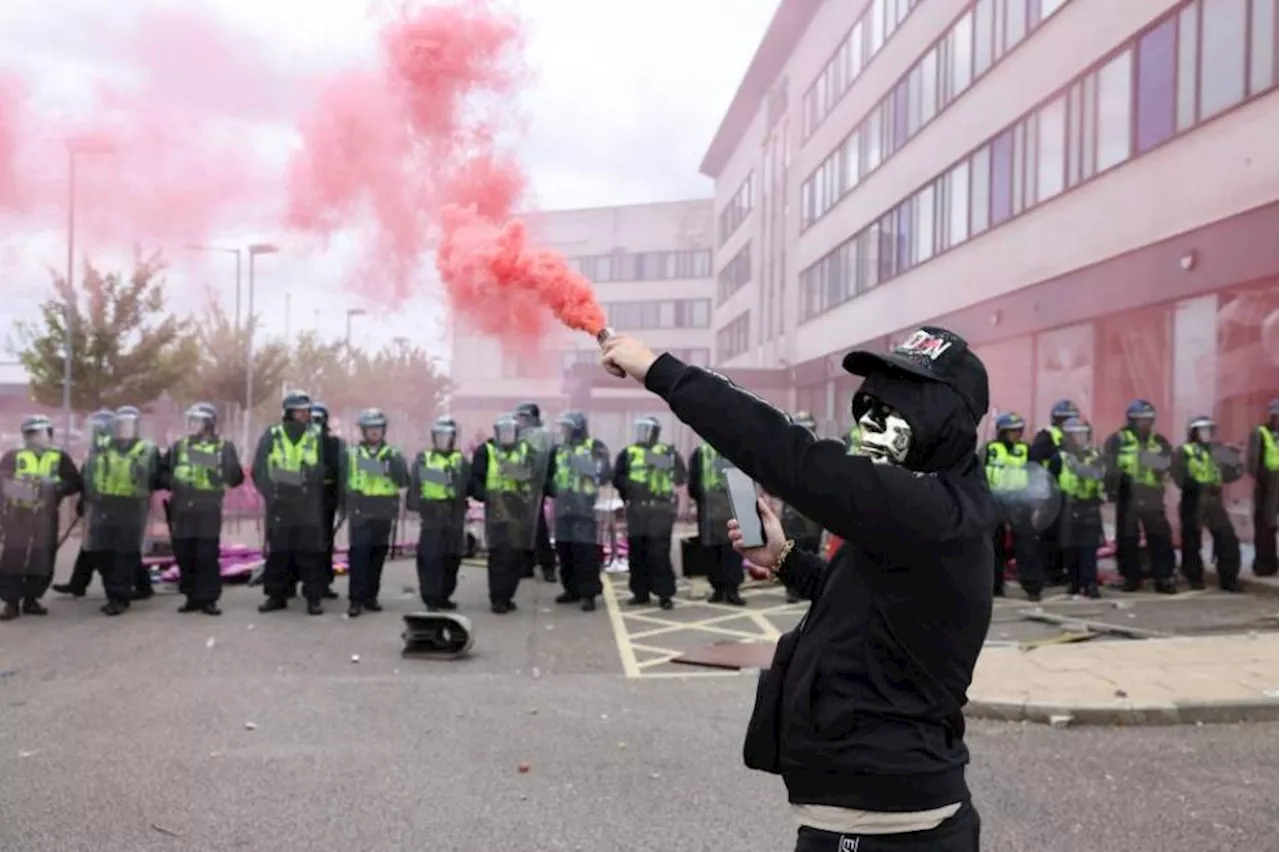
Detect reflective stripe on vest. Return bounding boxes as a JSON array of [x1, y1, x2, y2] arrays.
[[986, 442, 1030, 492], [8, 449, 61, 508], [553, 442, 599, 496], [485, 442, 531, 494], [1115, 429, 1163, 487], [267, 424, 319, 482], [172, 437, 224, 491], [1040, 426, 1064, 469], [699, 445, 727, 493], [1181, 443, 1222, 486], [420, 450, 463, 501], [1260, 426, 1278, 472], [625, 444, 674, 496], [1057, 451, 1104, 501], [94, 441, 151, 497]]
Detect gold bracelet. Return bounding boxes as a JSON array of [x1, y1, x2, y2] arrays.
[[770, 539, 796, 582]]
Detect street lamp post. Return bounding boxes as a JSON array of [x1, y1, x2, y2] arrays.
[[62, 138, 111, 441], [345, 308, 367, 350], [185, 245, 243, 331], [244, 242, 279, 448]]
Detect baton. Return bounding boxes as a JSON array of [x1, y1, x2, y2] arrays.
[[56, 515, 81, 550]]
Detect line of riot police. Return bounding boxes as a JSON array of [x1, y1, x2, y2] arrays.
[[983, 397, 1279, 600]]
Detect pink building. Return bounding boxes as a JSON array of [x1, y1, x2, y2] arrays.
[[699, 0, 1278, 447]]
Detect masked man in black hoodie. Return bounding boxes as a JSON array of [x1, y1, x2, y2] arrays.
[[601, 326, 995, 852]]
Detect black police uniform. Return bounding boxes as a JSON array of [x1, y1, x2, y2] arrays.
[[0, 443, 82, 618], [339, 438, 410, 615]]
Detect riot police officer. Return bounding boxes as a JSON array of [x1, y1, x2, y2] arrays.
[[85, 406, 161, 616], [0, 416, 82, 620], [407, 416, 469, 611], [1056, 418, 1106, 598], [339, 408, 409, 617], [310, 401, 343, 600], [1172, 415, 1244, 591], [689, 440, 744, 606], [468, 414, 547, 613], [547, 411, 610, 611], [253, 390, 331, 615], [52, 408, 113, 597], [612, 416, 686, 611], [514, 401, 557, 583], [1104, 399, 1177, 593], [985, 412, 1044, 600], [1246, 399, 1278, 577], [1030, 399, 1080, 585], [778, 411, 825, 604], [160, 403, 244, 615]]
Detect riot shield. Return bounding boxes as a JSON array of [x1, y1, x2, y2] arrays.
[[1138, 448, 1172, 476], [698, 453, 735, 547], [624, 445, 680, 538], [415, 452, 469, 555], [519, 426, 554, 552], [0, 462, 60, 576], [992, 463, 1062, 534], [552, 442, 607, 545]]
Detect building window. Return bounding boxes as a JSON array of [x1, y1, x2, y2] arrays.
[[570, 249, 712, 283], [669, 348, 711, 367], [1248, 0, 1278, 94], [717, 241, 752, 304], [718, 173, 754, 245], [605, 299, 712, 330], [1200, 0, 1249, 117], [1136, 18, 1177, 153], [795, 0, 1277, 326], [974, 0, 995, 79], [716, 312, 751, 361]]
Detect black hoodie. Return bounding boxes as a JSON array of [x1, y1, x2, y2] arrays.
[[643, 354, 997, 813]]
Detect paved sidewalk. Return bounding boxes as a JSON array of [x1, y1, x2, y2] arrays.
[[968, 633, 1279, 726]]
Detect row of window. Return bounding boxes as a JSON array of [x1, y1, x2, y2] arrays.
[[801, 0, 927, 142], [560, 347, 711, 372], [717, 241, 753, 305], [799, 0, 1279, 321], [606, 298, 712, 330], [567, 249, 712, 283], [718, 173, 755, 246], [716, 311, 751, 362], [801, 0, 1071, 230]]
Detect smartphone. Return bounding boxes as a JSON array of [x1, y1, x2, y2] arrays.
[[724, 466, 766, 549]]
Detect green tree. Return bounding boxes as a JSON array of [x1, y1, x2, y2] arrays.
[[12, 255, 198, 413], [346, 338, 453, 423], [178, 295, 291, 412]]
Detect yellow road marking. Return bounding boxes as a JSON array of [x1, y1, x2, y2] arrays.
[[600, 566, 642, 679]]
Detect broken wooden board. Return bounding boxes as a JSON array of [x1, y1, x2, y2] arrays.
[[671, 640, 778, 671]]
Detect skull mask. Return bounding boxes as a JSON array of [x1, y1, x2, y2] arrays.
[[852, 393, 912, 466]]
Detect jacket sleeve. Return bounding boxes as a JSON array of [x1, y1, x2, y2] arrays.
[[592, 440, 610, 486], [336, 448, 350, 514], [687, 447, 704, 502], [405, 453, 423, 512], [545, 451, 559, 498], [612, 449, 629, 498], [223, 443, 246, 489], [672, 447, 688, 489], [777, 547, 828, 601], [390, 448, 411, 488], [156, 443, 175, 492], [147, 443, 164, 492], [57, 452, 83, 499], [1027, 429, 1055, 465], [251, 430, 273, 496], [467, 446, 488, 502], [644, 354, 990, 544], [1170, 445, 1192, 490], [1246, 428, 1264, 479], [1102, 431, 1124, 499]]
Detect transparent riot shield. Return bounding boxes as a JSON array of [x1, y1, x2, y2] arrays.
[[520, 426, 554, 552], [697, 451, 735, 547], [993, 463, 1062, 534], [552, 442, 608, 545], [415, 452, 469, 555], [624, 444, 680, 538], [0, 460, 61, 576]]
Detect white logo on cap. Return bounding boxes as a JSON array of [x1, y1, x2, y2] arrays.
[[895, 329, 953, 362]]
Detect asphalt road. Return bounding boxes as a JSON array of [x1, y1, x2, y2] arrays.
[[1, 557, 1276, 852]]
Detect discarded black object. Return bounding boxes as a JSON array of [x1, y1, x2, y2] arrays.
[[401, 612, 475, 660]]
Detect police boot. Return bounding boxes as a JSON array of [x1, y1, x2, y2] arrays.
[[659, 598, 674, 611], [554, 592, 580, 604], [258, 598, 287, 613], [438, 600, 457, 611], [363, 599, 383, 612], [306, 600, 324, 616], [785, 589, 800, 604], [52, 583, 85, 598], [22, 599, 48, 616], [178, 599, 202, 614], [580, 597, 596, 612], [0, 602, 19, 621], [724, 590, 747, 606], [101, 601, 127, 616], [708, 590, 725, 603], [1084, 583, 1102, 599], [322, 587, 339, 600], [348, 601, 363, 618], [1154, 580, 1178, 595], [201, 603, 222, 616]]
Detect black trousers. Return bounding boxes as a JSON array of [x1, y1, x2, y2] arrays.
[[175, 536, 222, 604], [1038, 497, 1066, 584], [1253, 487, 1278, 576], [555, 540, 603, 600], [1179, 499, 1241, 587], [534, 511, 556, 577], [348, 517, 392, 603], [794, 802, 980, 851], [0, 520, 57, 605], [1065, 544, 1100, 590], [1116, 500, 1175, 585], [321, 492, 339, 587], [628, 535, 675, 601], [416, 532, 462, 607], [262, 523, 326, 603], [488, 547, 526, 604], [706, 543, 744, 592], [993, 519, 1042, 595]]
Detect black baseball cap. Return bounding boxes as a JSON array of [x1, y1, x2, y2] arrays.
[[842, 326, 990, 421]]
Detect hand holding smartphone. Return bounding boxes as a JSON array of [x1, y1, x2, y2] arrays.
[[724, 466, 766, 549]]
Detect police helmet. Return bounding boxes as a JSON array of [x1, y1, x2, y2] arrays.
[[556, 410, 588, 442], [514, 401, 541, 428], [1187, 414, 1215, 441], [1050, 399, 1079, 422], [633, 415, 661, 446], [494, 414, 519, 447], [113, 405, 141, 440], [87, 408, 113, 429], [431, 416, 458, 451], [995, 412, 1026, 433], [20, 415, 54, 449], [282, 389, 312, 415], [308, 401, 329, 428], [185, 403, 216, 435], [1125, 399, 1156, 421], [791, 410, 817, 432], [357, 407, 388, 431], [1061, 416, 1091, 442]]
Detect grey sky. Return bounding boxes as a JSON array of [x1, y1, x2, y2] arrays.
[[0, 0, 776, 364]]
